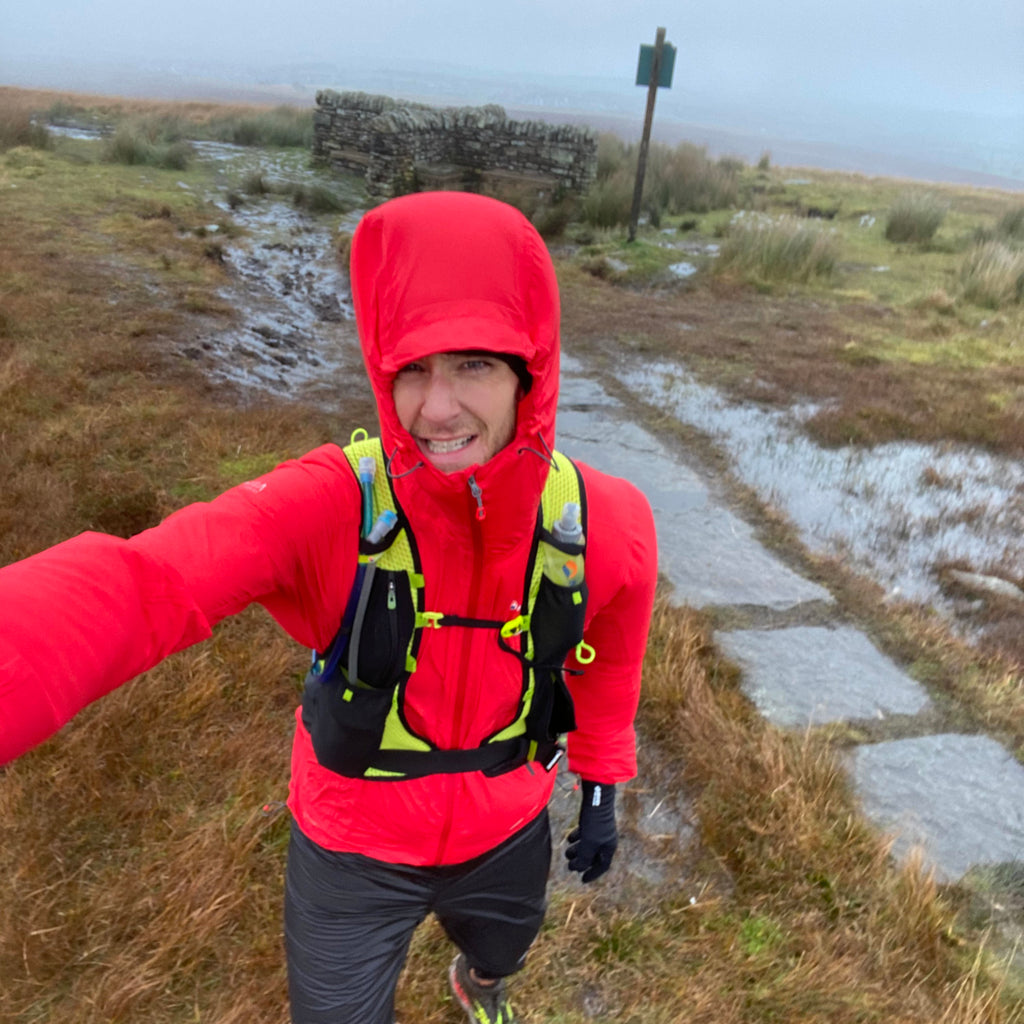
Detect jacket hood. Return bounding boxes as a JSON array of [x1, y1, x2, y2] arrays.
[[350, 192, 561, 493]]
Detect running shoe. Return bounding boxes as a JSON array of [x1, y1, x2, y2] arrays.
[[448, 954, 516, 1024]]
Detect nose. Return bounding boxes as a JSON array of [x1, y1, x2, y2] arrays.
[[419, 368, 461, 423]]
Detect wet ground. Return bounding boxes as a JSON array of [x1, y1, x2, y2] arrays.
[[160, 141, 1020, 948], [626, 361, 1024, 636], [181, 142, 366, 406]]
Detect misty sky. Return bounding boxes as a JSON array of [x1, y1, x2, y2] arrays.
[[3, 0, 1022, 119]]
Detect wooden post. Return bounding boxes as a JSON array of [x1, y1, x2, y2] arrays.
[[628, 26, 665, 243]]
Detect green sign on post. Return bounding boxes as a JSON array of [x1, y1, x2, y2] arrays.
[[628, 27, 673, 242], [635, 42, 676, 88]]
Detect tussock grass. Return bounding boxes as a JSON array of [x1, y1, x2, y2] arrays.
[[0, 110, 50, 151], [960, 241, 1024, 308], [1, 85, 313, 153], [716, 213, 840, 283], [204, 105, 315, 148], [103, 125, 194, 169], [645, 141, 741, 214], [885, 190, 948, 243], [580, 170, 634, 228], [583, 133, 742, 228], [995, 206, 1024, 242]]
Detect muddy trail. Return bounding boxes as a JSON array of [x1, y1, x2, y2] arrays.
[[170, 143, 1022, 958]]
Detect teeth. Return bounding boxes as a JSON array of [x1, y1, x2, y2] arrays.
[[424, 436, 473, 454]]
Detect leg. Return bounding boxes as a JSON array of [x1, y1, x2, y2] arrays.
[[434, 810, 552, 979], [284, 822, 430, 1024]]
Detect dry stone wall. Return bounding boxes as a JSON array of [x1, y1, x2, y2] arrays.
[[313, 90, 596, 199]]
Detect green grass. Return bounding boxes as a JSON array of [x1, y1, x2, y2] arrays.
[[959, 240, 1024, 308], [103, 125, 194, 169], [885, 190, 948, 244], [583, 133, 743, 228], [716, 213, 840, 283], [204, 105, 314, 148], [580, 170, 633, 228]]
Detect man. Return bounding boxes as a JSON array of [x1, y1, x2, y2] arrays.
[[0, 191, 657, 1023]]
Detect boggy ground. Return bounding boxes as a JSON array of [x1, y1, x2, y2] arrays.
[[0, 89, 1021, 1023], [556, 219, 1024, 731]]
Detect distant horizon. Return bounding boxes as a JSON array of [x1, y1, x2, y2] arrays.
[[4, 50, 1022, 193]]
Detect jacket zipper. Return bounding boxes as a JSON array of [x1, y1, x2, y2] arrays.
[[434, 476, 487, 862]]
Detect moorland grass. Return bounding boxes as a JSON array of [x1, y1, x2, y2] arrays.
[[996, 205, 1024, 242], [885, 190, 948, 244], [960, 240, 1024, 308], [715, 212, 840, 283], [1, 85, 314, 149], [103, 124, 194, 169], [582, 133, 743, 228], [0, 87, 1021, 1023], [580, 169, 634, 228]]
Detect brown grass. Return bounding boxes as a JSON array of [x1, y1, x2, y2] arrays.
[[0, 84, 296, 132], [0, 87, 1020, 1023]]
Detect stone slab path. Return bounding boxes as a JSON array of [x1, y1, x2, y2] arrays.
[[557, 356, 1024, 887]]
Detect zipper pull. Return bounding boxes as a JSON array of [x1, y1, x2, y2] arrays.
[[468, 475, 486, 520], [387, 578, 397, 610]]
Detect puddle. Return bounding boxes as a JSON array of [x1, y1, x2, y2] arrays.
[[667, 261, 698, 278], [625, 360, 1024, 638]]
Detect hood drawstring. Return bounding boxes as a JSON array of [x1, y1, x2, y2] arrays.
[[468, 475, 486, 520], [516, 432, 558, 470], [386, 445, 425, 480]]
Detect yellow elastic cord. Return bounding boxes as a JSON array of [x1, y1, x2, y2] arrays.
[[350, 427, 369, 444], [575, 640, 596, 665]]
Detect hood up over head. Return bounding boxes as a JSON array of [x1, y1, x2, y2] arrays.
[[350, 192, 561, 496]]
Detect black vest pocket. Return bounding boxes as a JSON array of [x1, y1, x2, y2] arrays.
[[302, 678, 395, 778], [530, 575, 587, 669], [349, 569, 415, 689], [300, 565, 416, 778], [524, 574, 586, 742]]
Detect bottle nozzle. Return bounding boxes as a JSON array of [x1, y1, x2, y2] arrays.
[[366, 509, 398, 544], [554, 502, 582, 540], [358, 457, 376, 484]]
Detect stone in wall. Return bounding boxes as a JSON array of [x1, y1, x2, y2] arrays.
[[313, 90, 596, 200]]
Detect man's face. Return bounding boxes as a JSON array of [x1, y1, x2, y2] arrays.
[[393, 352, 522, 474]]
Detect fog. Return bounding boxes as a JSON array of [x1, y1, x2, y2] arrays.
[[3, 0, 1022, 183]]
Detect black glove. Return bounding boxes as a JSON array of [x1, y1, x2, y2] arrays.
[[565, 780, 618, 883]]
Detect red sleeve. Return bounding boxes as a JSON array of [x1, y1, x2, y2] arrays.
[[565, 464, 658, 783], [0, 444, 358, 766]]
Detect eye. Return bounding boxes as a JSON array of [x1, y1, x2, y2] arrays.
[[461, 357, 494, 372], [395, 361, 426, 377]]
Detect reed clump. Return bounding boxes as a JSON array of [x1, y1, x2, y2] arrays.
[[103, 124, 194, 170], [885, 190, 947, 243], [716, 212, 840, 282], [959, 240, 1024, 308], [581, 133, 742, 228]]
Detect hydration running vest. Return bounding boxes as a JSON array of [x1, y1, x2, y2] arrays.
[[300, 436, 592, 781]]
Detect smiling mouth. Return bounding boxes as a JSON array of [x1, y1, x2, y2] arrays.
[[421, 435, 476, 454]]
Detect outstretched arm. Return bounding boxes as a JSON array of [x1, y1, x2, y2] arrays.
[[0, 444, 359, 765]]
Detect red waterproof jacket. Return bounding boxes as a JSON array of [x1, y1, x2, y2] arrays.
[[0, 193, 657, 865]]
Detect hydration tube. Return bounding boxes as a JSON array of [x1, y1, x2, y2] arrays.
[[358, 456, 376, 537]]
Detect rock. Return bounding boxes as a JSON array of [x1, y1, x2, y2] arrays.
[[946, 569, 1024, 602]]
